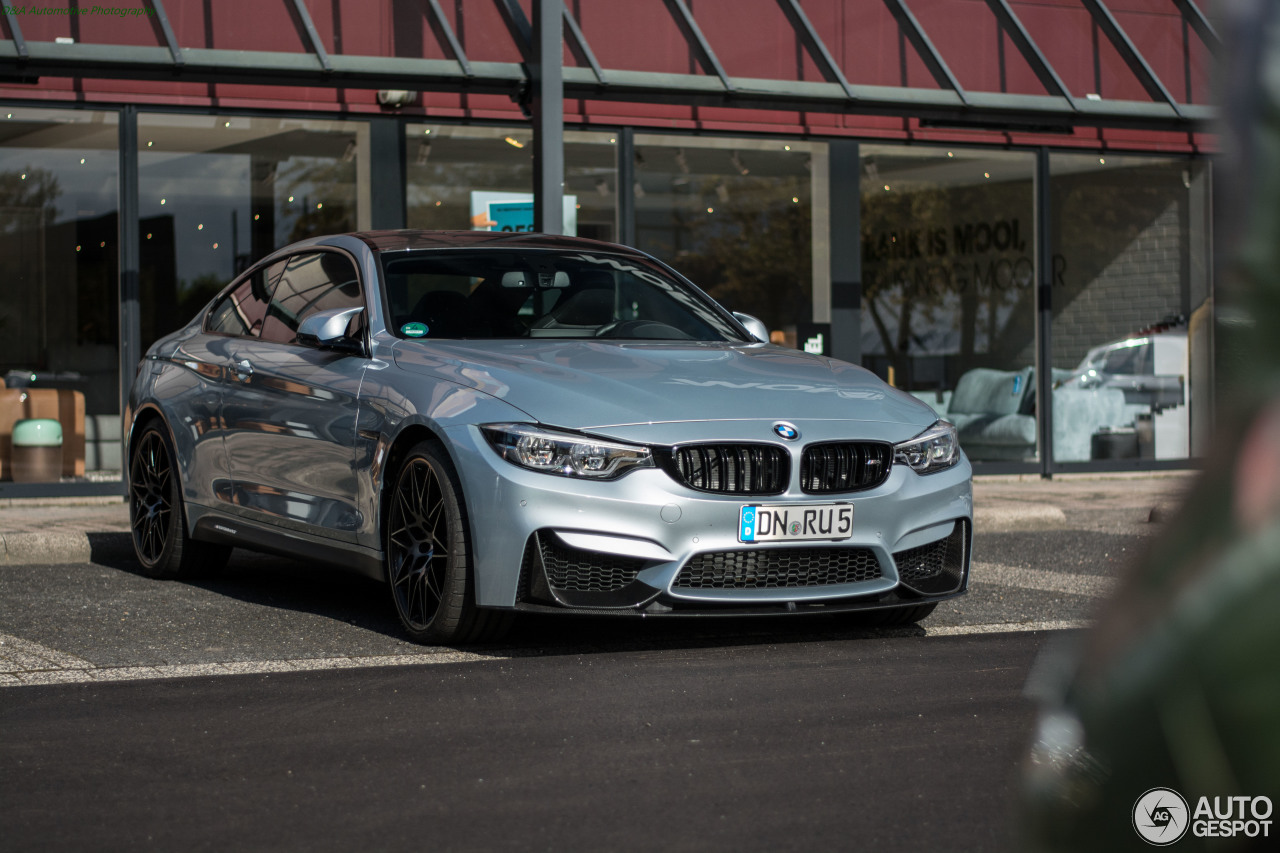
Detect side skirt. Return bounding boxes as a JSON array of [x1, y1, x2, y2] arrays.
[[189, 506, 385, 581]]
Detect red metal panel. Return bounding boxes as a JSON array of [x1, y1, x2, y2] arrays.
[[164, 0, 308, 53], [0, 0, 1212, 155], [907, 0, 1050, 96], [683, 0, 823, 82], [573, 0, 707, 75], [826, 0, 945, 90], [16, 5, 160, 47], [1111, 1, 1202, 104], [1010, 0, 1148, 101], [433, 0, 526, 63], [3, 7, 74, 42], [692, 105, 808, 128], [575, 98, 698, 124]]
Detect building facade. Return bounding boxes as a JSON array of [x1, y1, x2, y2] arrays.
[[0, 0, 1215, 496]]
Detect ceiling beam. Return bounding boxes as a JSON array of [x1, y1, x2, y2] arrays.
[[0, 38, 1212, 132], [882, 0, 970, 107], [983, 0, 1076, 108], [1171, 0, 1221, 54], [427, 0, 473, 78], [775, 0, 858, 102], [144, 0, 183, 68], [563, 5, 606, 86], [289, 0, 332, 74], [2, 7, 26, 61], [662, 0, 734, 92], [494, 0, 533, 62], [1081, 0, 1184, 118]]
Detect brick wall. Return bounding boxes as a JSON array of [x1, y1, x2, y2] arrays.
[[1049, 164, 1188, 369]]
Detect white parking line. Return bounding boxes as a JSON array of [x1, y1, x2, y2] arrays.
[[925, 620, 1089, 636], [0, 632, 94, 673], [4, 562, 1105, 686], [2, 617, 1091, 687], [2, 647, 506, 686], [973, 563, 1117, 598]]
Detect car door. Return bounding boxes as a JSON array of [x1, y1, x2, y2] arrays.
[[220, 249, 369, 542], [177, 260, 285, 507]]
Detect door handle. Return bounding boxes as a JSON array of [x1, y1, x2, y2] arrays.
[[234, 358, 254, 380]]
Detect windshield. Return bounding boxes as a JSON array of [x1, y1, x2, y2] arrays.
[[380, 249, 747, 342]]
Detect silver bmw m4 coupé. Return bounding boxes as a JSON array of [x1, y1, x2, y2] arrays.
[[126, 231, 971, 644]]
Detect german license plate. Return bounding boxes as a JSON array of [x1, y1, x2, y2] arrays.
[[739, 503, 853, 543]]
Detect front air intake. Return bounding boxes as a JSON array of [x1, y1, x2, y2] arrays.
[[892, 520, 969, 595], [523, 532, 645, 593], [674, 547, 882, 590]]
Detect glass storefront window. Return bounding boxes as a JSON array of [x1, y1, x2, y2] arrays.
[[1049, 154, 1209, 464], [859, 145, 1037, 463], [405, 125, 616, 241], [137, 114, 364, 358], [632, 135, 825, 349], [565, 132, 622, 244], [0, 108, 119, 482]]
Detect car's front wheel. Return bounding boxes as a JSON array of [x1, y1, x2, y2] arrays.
[[128, 421, 231, 578], [385, 440, 512, 645]]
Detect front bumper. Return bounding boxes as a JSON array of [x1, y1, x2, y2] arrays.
[[445, 423, 973, 613]]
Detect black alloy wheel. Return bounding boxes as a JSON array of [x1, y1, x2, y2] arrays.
[[385, 441, 512, 644], [128, 422, 230, 578]]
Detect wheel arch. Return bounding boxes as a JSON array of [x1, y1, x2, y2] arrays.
[[378, 422, 455, 534], [126, 405, 196, 537], [125, 403, 168, 458]]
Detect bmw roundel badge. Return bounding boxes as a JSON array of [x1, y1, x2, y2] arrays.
[[773, 422, 800, 441]]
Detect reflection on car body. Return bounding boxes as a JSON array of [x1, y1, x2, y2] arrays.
[[126, 231, 973, 644]]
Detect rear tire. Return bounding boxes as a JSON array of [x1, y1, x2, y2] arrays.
[[128, 422, 231, 578], [385, 440, 512, 645]]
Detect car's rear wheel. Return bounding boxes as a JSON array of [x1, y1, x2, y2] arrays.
[[128, 422, 231, 578], [385, 440, 512, 645]]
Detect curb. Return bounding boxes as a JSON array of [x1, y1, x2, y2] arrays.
[[0, 532, 93, 566], [972, 504, 1068, 532], [0, 531, 134, 567]]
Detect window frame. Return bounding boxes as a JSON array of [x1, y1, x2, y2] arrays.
[[204, 248, 368, 351]]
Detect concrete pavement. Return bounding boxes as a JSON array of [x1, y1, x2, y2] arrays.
[[0, 472, 1196, 567]]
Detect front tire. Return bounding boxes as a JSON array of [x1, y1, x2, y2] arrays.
[[128, 422, 231, 578], [385, 440, 512, 645]]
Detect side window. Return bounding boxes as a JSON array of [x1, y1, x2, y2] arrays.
[[260, 251, 363, 345], [1101, 342, 1147, 376], [206, 261, 285, 338]]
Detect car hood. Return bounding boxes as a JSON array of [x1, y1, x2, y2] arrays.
[[391, 340, 936, 437]]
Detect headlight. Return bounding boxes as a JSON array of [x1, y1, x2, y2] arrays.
[[894, 420, 960, 474], [480, 423, 654, 480]]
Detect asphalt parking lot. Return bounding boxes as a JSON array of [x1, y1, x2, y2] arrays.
[[0, 473, 1193, 684], [0, 473, 1195, 852]]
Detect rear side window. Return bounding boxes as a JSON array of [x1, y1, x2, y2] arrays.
[[259, 251, 363, 345], [1100, 341, 1150, 376], [207, 261, 285, 337]]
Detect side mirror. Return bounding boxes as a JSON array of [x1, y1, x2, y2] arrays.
[[732, 312, 770, 344], [297, 307, 365, 354]]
